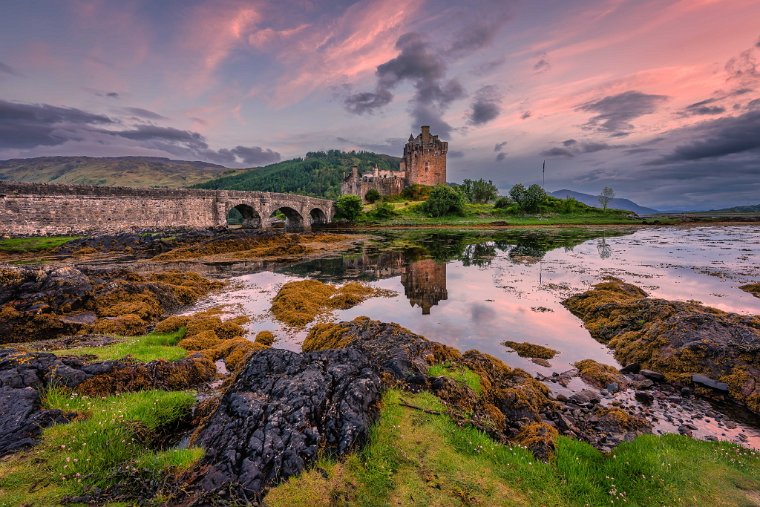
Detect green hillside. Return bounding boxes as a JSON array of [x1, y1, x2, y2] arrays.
[[195, 150, 402, 199], [0, 156, 244, 188]]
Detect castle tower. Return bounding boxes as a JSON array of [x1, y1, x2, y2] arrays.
[[402, 125, 448, 187], [401, 258, 448, 315]]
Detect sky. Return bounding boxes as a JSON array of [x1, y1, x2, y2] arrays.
[[1, 0, 759, 210]]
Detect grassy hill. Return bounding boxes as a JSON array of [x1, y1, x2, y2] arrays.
[[0, 156, 244, 188], [708, 203, 760, 213], [195, 150, 402, 199]]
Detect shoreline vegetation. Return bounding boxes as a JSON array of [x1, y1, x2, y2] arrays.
[[0, 223, 758, 505]]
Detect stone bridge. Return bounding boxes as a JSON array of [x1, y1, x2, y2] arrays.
[[0, 182, 334, 236]]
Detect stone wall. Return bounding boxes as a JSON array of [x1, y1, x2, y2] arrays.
[[340, 174, 406, 202], [0, 182, 333, 236]]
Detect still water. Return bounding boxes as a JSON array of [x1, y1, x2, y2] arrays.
[[192, 226, 759, 374], [189, 225, 760, 447]]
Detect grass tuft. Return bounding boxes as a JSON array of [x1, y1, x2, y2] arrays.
[[55, 330, 187, 362], [428, 362, 483, 394]]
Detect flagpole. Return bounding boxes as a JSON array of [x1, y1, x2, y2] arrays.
[[542, 160, 545, 189]]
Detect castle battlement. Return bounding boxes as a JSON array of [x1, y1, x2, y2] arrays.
[[341, 125, 447, 201]]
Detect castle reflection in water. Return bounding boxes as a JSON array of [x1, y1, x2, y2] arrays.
[[283, 250, 448, 315], [344, 252, 448, 315]]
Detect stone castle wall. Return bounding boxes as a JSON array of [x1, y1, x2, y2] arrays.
[[0, 182, 333, 236], [402, 126, 447, 187], [340, 175, 406, 202]]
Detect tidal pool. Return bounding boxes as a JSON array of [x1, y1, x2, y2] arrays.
[[189, 225, 760, 447]]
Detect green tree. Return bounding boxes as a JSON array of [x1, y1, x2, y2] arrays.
[[367, 201, 398, 220], [364, 188, 381, 203], [462, 178, 498, 203], [598, 186, 615, 210], [334, 194, 363, 222], [494, 196, 512, 209], [422, 185, 467, 217], [509, 183, 546, 212], [402, 183, 432, 200]]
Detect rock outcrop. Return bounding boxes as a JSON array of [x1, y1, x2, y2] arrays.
[[564, 277, 760, 414], [0, 348, 216, 455], [186, 347, 382, 503]]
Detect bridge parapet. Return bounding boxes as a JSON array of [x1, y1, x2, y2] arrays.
[[0, 182, 334, 235]]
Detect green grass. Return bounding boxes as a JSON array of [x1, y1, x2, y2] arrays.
[[353, 198, 679, 227], [0, 389, 201, 506], [0, 235, 80, 253], [55, 330, 187, 362], [428, 362, 482, 394], [266, 389, 760, 507]]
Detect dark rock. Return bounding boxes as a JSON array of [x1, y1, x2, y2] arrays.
[[635, 391, 655, 405], [570, 389, 601, 405], [0, 386, 70, 456], [606, 382, 619, 393], [620, 363, 640, 374], [640, 370, 664, 381], [692, 374, 729, 392], [187, 348, 382, 503], [0, 347, 216, 455]]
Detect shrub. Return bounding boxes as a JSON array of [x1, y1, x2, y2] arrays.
[[461, 178, 498, 203], [402, 183, 432, 200], [422, 185, 467, 217], [494, 196, 512, 209], [334, 194, 363, 222], [364, 188, 381, 203], [367, 201, 398, 220], [509, 183, 547, 212]]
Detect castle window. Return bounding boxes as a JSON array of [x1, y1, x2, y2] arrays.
[[425, 161, 430, 172]]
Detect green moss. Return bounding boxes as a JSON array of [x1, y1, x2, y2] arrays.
[[55, 330, 187, 362], [0, 236, 81, 253], [503, 340, 558, 359], [574, 359, 621, 388], [0, 389, 200, 506], [428, 362, 483, 394], [740, 283, 760, 298], [266, 389, 760, 507], [272, 280, 394, 327]]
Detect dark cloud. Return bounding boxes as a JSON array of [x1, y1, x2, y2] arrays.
[[345, 32, 467, 136], [0, 100, 279, 166], [449, 150, 465, 158], [520, 111, 531, 119], [120, 107, 168, 120], [578, 90, 668, 134], [493, 139, 507, 161], [651, 110, 760, 164], [748, 98, 760, 109], [0, 99, 113, 149], [541, 140, 616, 158], [468, 85, 502, 125], [0, 61, 19, 76], [228, 146, 280, 166], [533, 57, 550, 74], [725, 49, 758, 80], [756, 36, 760, 48], [446, 1, 511, 58], [343, 89, 393, 114], [106, 92, 119, 98]]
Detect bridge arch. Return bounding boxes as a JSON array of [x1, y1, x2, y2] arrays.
[[226, 203, 261, 229], [309, 207, 328, 225], [269, 205, 305, 232]]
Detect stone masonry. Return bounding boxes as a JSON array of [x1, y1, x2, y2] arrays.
[[0, 182, 333, 236], [341, 125, 448, 201]]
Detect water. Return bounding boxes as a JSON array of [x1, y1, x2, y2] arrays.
[[188, 225, 760, 447]]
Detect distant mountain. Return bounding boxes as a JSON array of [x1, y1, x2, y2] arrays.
[[550, 189, 659, 215], [196, 150, 402, 199], [708, 203, 760, 213], [0, 156, 244, 188]]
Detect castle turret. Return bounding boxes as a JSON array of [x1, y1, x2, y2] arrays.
[[403, 126, 447, 187]]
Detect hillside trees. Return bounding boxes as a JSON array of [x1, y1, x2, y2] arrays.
[[509, 183, 547, 212], [461, 178, 498, 203], [422, 185, 467, 217]]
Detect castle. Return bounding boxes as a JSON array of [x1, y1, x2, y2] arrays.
[[341, 125, 447, 200]]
